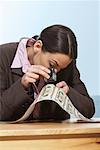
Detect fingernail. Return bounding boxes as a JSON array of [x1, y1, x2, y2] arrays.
[[47, 75, 50, 79], [48, 69, 51, 73], [54, 69, 57, 73]]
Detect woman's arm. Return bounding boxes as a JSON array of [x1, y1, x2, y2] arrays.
[[57, 60, 95, 119], [67, 60, 95, 118], [0, 44, 33, 121]]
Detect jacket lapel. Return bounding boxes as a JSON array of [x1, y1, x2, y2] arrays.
[[11, 68, 23, 76]]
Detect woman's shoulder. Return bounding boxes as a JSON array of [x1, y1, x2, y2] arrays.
[[0, 42, 18, 53], [0, 42, 19, 66]]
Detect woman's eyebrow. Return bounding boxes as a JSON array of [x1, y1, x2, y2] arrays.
[[51, 59, 59, 67]]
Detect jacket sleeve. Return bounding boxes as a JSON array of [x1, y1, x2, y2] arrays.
[[0, 79, 33, 121], [67, 61, 95, 118], [0, 45, 33, 121]]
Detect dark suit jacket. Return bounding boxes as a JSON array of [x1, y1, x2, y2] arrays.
[[0, 43, 95, 121]]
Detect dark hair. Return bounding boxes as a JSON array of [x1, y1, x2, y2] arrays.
[[33, 24, 77, 59]]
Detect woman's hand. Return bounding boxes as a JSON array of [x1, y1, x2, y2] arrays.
[[21, 65, 50, 88], [56, 81, 69, 94]]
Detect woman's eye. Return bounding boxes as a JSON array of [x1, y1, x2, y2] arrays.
[[49, 62, 54, 67]]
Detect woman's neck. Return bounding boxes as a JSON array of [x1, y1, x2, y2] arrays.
[[26, 47, 34, 65]]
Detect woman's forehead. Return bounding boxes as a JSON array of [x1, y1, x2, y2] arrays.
[[48, 52, 72, 68], [49, 52, 71, 61]]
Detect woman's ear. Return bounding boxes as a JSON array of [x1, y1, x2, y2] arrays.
[[33, 40, 43, 53]]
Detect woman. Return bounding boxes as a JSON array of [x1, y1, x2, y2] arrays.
[[0, 24, 95, 121]]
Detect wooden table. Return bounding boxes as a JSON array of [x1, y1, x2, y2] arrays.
[[0, 120, 100, 150]]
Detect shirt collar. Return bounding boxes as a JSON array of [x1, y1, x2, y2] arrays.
[[11, 38, 31, 73]]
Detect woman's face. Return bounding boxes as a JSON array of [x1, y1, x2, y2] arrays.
[[33, 51, 72, 72], [27, 41, 72, 72]]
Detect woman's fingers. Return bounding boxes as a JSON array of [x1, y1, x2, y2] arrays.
[[21, 74, 37, 88], [56, 81, 69, 94], [21, 65, 50, 88], [26, 72, 39, 80], [56, 81, 66, 88], [62, 86, 69, 94], [28, 65, 50, 79]]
